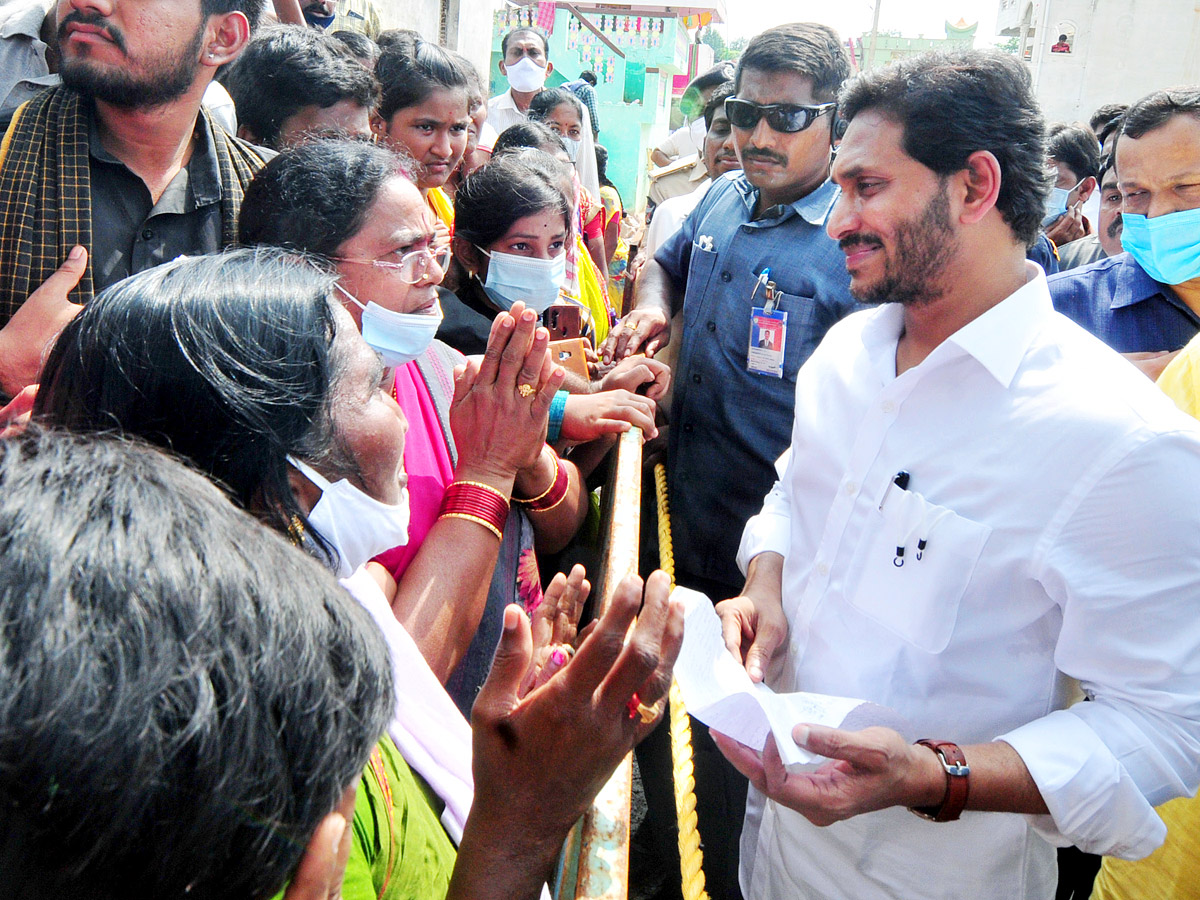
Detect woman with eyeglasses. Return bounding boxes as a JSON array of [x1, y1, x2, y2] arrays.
[[239, 139, 656, 712]]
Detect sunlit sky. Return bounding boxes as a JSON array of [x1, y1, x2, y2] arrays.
[[721, 0, 1003, 47]]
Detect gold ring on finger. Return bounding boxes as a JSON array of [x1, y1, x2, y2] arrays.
[[629, 321, 640, 332], [518, 384, 536, 398]]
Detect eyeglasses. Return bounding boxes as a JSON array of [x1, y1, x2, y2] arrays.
[[724, 98, 837, 134], [334, 245, 451, 285]]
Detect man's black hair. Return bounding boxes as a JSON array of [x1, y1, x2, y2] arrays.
[[330, 29, 380, 68], [839, 48, 1048, 246], [703, 81, 735, 130], [1089, 102, 1128, 137], [579, 70, 597, 86], [1046, 122, 1101, 182], [501, 27, 548, 59], [0, 426, 392, 900], [1122, 87, 1200, 139], [735, 23, 850, 103], [223, 25, 378, 148], [201, 0, 266, 28]]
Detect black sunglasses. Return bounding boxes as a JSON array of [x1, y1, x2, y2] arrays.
[[724, 98, 836, 134]]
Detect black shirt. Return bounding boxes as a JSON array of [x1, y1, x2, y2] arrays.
[[87, 106, 224, 292]]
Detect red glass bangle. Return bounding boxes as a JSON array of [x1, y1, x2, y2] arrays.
[[515, 452, 569, 512], [439, 481, 509, 539]]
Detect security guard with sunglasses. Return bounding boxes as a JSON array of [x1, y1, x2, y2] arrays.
[[601, 22, 862, 900]]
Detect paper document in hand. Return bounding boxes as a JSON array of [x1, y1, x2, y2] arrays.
[[671, 586, 913, 769]]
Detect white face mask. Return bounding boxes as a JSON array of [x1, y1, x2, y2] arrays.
[[506, 57, 548, 93], [561, 136, 581, 163], [336, 283, 443, 369], [289, 456, 410, 579], [480, 248, 566, 313]]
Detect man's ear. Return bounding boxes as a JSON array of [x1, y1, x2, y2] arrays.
[[280, 785, 356, 900], [545, 61, 554, 77], [1076, 175, 1097, 205], [499, 60, 508, 76], [202, 11, 251, 68], [957, 150, 1002, 226], [236, 123, 258, 143]]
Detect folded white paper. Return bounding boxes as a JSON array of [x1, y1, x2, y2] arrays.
[[672, 586, 914, 769]]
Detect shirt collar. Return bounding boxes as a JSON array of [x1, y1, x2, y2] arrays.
[[732, 175, 840, 227], [1111, 252, 1178, 309], [0, 1, 46, 40], [87, 106, 223, 209], [861, 261, 1052, 389], [944, 262, 1052, 387], [492, 90, 520, 112]]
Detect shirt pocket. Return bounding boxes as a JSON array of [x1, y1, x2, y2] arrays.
[[766, 289, 821, 382], [683, 242, 718, 328], [847, 488, 991, 654]]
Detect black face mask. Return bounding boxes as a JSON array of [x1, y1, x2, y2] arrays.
[[303, 8, 336, 28]]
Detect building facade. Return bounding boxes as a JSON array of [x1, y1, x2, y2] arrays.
[[999, 0, 1200, 123]]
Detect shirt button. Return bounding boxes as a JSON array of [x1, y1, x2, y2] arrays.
[[844, 481, 858, 495], [692, 373, 702, 383], [141, 227, 154, 241], [881, 400, 895, 413], [720, 271, 732, 283], [817, 562, 830, 576], [706, 321, 716, 332], [682, 424, 694, 434]]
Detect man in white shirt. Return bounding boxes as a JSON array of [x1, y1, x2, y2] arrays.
[[488, 27, 599, 198], [714, 49, 1200, 900]]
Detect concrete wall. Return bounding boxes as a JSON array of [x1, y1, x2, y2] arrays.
[[375, 0, 501, 79], [1005, 0, 1200, 124]]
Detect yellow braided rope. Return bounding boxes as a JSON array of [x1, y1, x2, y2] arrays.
[[655, 462, 710, 900]]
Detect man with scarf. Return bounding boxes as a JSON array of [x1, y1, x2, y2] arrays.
[[0, 0, 271, 398]]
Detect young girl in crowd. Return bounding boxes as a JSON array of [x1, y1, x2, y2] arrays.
[[238, 139, 659, 709], [33, 249, 682, 900], [372, 35, 471, 231], [485, 130, 615, 346]]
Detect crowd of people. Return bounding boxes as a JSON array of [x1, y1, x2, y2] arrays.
[[1, 1, 1200, 899]]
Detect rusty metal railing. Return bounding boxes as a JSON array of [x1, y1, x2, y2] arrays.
[[553, 427, 643, 900]]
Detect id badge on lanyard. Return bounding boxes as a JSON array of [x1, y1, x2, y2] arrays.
[[747, 268, 786, 378]]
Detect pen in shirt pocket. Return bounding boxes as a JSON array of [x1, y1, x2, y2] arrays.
[[879, 469, 911, 511]]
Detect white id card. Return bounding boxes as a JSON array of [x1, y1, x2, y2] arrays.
[[748, 306, 787, 377]]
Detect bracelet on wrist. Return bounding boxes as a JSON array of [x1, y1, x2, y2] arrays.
[[546, 390, 569, 444], [513, 450, 569, 512], [439, 481, 510, 539]]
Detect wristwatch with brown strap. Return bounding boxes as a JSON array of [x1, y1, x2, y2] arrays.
[[909, 739, 970, 822]]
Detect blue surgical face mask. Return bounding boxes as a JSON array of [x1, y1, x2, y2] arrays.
[[1121, 208, 1200, 285], [335, 283, 443, 368], [479, 248, 566, 313], [1042, 179, 1083, 227]]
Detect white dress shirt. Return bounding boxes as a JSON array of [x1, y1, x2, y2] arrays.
[[736, 266, 1200, 899], [486, 88, 601, 199]]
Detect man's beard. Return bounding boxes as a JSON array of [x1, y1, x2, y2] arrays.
[[841, 182, 958, 307], [58, 11, 206, 109]]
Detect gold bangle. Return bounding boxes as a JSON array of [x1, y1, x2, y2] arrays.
[[515, 451, 560, 505], [451, 480, 510, 503], [438, 512, 503, 540]]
